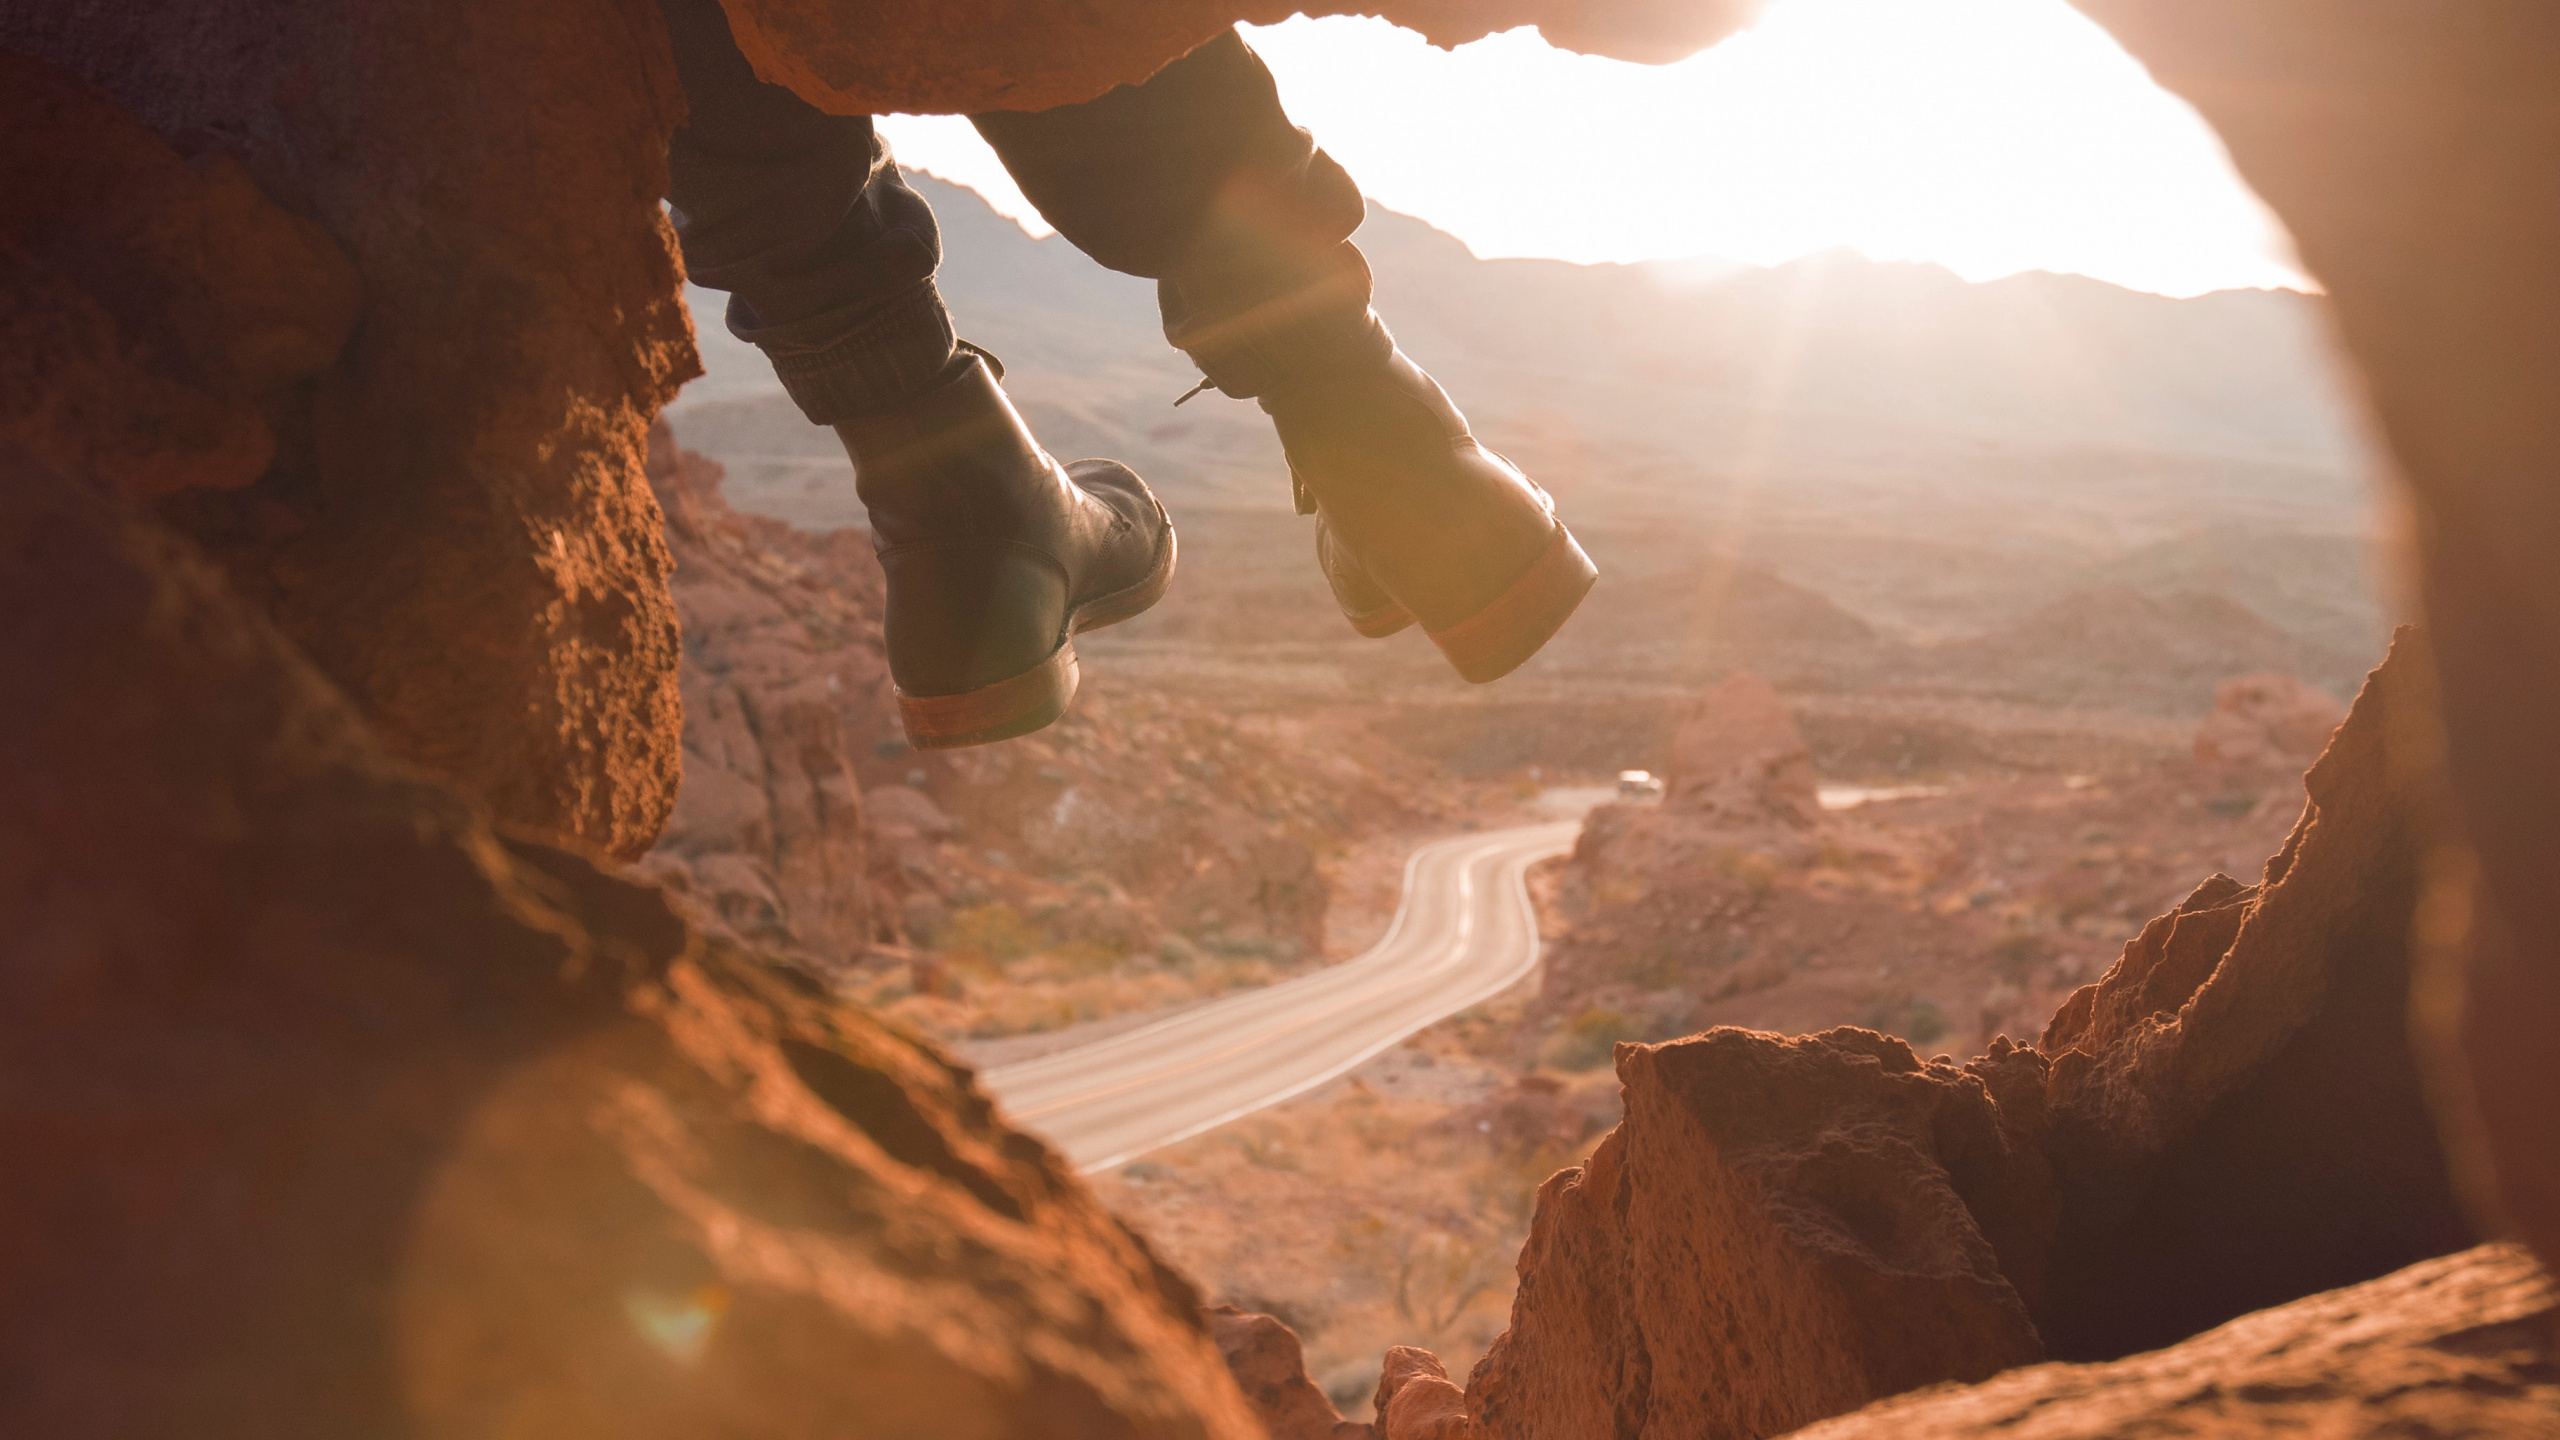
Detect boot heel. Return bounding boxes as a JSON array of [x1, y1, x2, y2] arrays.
[[898, 644, 1080, 750], [1424, 527, 1597, 683]]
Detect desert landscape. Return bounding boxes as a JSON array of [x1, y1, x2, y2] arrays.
[[626, 176, 2459, 1423], [8, 3, 2557, 1438]]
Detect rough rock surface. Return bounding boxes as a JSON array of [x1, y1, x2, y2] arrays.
[[2065, 0, 2560, 1285], [1783, 1243, 2560, 1440], [645, 421, 890, 957], [714, 0, 1766, 118], [1, 0, 695, 860], [1666, 671, 1821, 824], [1455, 1028, 2052, 1440], [0, 446, 1263, 1437], [2035, 631, 2472, 1358], [0, 52, 359, 500], [2191, 672, 2345, 770], [1208, 1307, 1373, 1440]]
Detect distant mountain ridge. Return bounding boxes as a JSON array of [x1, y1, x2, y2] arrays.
[[677, 173, 2367, 488], [667, 171, 2388, 713]]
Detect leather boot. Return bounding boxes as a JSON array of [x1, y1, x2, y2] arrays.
[[1257, 319, 1594, 683], [839, 348, 1175, 748]]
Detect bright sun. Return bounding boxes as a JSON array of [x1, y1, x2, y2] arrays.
[[878, 0, 2307, 299]]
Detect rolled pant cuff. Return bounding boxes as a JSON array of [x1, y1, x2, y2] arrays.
[[731, 279, 959, 424]]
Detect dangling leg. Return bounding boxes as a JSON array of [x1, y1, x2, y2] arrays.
[[973, 30, 1593, 683], [659, 0, 1174, 747]]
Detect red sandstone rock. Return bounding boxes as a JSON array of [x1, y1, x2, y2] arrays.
[[1783, 1243, 2558, 1439], [713, 0, 1768, 119], [2191, 672, 2345, 770], [3, 0, 695, 860], [0, 53, 359, 499], [0, 444, 1263, 1437], [2034, 632, 2472, 1359], [1453, 1028, 2050, 1440], [1667, 671, 1821, 824], [1376, 1346, 1471, 1440], [1208, 1307, 1373, 1440], [2063, 0, 2560, 1289], [644, 423, 890, 960]]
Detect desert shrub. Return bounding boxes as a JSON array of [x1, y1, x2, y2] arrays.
[[1906, 997, 1949, 1046], [1714, 848, 1780, 898], [938, 901, 1040, 967], [1047, 937, 1126, 978], [1540, 1006, 1634, 1072], [1991, 932, 2044, 984], [1331, 1213, 1510, 1346], [1203, 930, 1284, 961]]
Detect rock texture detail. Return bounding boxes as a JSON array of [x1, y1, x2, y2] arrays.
[[1459, 1029, 2051, 1440], [0, 446, 1264, 1437], [645, 420, 890, 957], [1209, 1307, 1374, 1440], [2035, 630, 2472, 1358], [1, 0, 695, 859], [2062, 0, 2560, 1287], [1784, 1243, 2559, 1440]]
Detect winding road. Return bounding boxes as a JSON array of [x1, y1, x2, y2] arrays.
[[983, 819, 1581, 1173]]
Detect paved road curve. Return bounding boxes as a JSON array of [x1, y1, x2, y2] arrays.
[[983, 820, 1581, 1173]]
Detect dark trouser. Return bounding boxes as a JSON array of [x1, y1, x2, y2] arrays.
[[659, 0, 1371, 424]]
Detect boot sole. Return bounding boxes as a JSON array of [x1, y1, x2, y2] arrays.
[[898, 519, 1177, 749], [1425, 525, 1597, 684]]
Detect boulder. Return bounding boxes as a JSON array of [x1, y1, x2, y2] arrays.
[[0, 445, 1262, 1438], [1455, 1029, 2051, 1440], [2191, 672, 2345, 770], [1784, 1243, 2557, 1440], [1208, 1307, 1372, 1440], [1666, 672, 1821, 825]]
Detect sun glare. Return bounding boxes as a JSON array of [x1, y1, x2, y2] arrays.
[[879, 0, 2305, 298]]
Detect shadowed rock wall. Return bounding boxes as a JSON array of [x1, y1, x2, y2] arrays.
[[2061, 0, 2560, 1281], [0, 1, 694, 859]]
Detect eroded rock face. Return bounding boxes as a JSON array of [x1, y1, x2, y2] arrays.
[[644, 421, 891, 957], [0, 448, 1261, 1438], [1784, 1243, 2558, 1440], [1, 0, 695, 860], [1208, 1307, 1373, 1440], [1458, 1029, 2050, 1440], [2065, 0, 2560, 1289], [2035, 631, 2472, 1358], [0, 52, 359, 500], [2192, 672, 2345, 770]]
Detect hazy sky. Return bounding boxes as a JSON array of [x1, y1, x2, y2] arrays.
[[878, 0, 2306, 298]]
